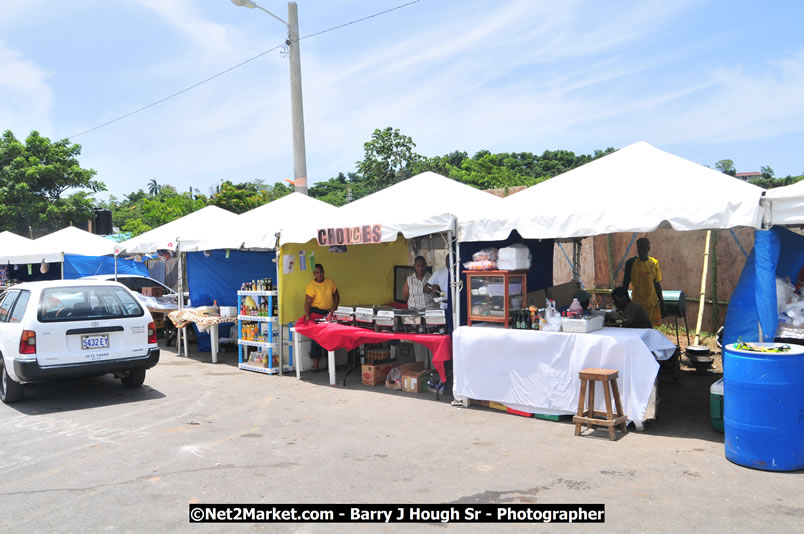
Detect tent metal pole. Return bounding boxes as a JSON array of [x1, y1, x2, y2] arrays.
[[450, 220, 459, 331], [177, 249, 184, 357], [61, 253, 64, 280], [114, 253, 118, 281]]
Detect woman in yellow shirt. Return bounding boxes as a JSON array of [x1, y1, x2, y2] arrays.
[[304, 264, 340, 371]]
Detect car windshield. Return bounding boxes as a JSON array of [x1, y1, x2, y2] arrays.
[[38, 286, 144, 322]]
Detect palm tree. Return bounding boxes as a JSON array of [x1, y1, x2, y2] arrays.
[[147, 179, 160, 196]]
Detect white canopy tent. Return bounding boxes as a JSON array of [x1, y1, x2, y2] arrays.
[[280, 171, 503, 245], [0, 231, 31, 249], [762, 179, 804, 226], [115, 205, 239, 254], [195, 193, 339, 251], [279, 171, 503, 346], [114, 205, 243, 358], [0, 226, 116, 265], [459, 141, 767, 242]]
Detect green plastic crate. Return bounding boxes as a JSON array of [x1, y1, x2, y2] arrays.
[[532, 413, 572, 422], [710, 378, 724, 433]]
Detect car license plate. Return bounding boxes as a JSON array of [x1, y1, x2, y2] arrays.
[[81, 334, 109, 350]]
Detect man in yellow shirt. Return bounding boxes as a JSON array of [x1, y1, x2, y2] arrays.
[[304, 264, 340, 371], [623, 237, 665, 327]]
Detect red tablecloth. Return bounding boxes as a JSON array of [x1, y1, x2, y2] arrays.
[[294, 318, 452, 382]]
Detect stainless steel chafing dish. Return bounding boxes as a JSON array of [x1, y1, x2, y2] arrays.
[[354, 306, 375, 325], [395, 309, 423, 326], [374, 309, 396, 328], [333, 306, 354, 325], [424, 309, 446, 326]]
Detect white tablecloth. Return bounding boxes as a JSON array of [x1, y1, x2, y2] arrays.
[[453, 326, 673, 428]]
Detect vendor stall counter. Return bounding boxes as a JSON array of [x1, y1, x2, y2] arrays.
[[452, 325, 676, 429], [293, 319, 452, 386]]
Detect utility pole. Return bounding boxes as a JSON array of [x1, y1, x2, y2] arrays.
[[287, 2, 308, 195], [231, 0, 308, 195]]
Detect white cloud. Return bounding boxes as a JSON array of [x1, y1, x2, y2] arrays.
[[129, 0, 238, 57], [0, 41, 53, 137]]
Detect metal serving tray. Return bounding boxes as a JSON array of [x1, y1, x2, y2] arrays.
[[424, 309, 446, 325], [395, 309, 423, 325], [374, 309, 396, 327], [354, 307, 375, 325]]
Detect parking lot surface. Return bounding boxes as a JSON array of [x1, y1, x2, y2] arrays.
[[0, 343, 801, 532]]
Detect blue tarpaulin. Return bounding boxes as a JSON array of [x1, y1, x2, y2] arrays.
[[186, 249, 277, 352], [724, 227, 804, 345], [62, 254, 149, 279]]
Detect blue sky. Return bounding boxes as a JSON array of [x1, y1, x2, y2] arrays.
[[1, 0, 803, 200]]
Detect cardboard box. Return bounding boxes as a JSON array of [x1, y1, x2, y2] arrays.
[[362, 363, 395, 386], [142, 286, 163, 297], [402, 369, 439, 393], [152, 313, 165, 328], [384, 361, 424, 389]]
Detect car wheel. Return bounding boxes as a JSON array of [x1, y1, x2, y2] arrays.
[[0, 357, 25, 404], [121, 368, 146, 388]]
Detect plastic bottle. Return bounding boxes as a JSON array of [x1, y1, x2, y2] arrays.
[[569, 298, 583, 317]]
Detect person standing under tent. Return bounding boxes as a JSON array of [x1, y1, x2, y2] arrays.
[[402, 256, 435, 365], [622, 237, 665, 327], [425, 255, 453, 333], [304, 264, 340, 372]]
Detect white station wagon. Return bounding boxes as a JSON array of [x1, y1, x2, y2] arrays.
[[0, 280, 160, 403]]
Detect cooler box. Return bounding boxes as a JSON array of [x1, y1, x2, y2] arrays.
[[710, 378, 724, 433]]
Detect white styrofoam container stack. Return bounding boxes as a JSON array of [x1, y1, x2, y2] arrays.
[[560, 315, 604, 333], [498, 244, 531, 270]]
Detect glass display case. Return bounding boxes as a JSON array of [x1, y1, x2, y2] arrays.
[[464, 270, 528, 328]]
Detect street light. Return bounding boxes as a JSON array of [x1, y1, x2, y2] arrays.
[[231, 0, 308, 195]]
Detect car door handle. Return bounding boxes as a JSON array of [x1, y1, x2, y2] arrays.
[[65, 326, 125, 335]]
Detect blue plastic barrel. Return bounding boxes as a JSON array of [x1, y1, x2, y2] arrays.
[[723, 342, 804, 471]]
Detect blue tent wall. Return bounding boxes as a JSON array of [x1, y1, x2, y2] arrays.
[[724, 227, 804, 345], [186, 249, 277, 352], [62, 254, 149, 279], [458, 231, 554, 326]]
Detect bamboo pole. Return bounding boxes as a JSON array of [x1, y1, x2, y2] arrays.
[[694, 230, 712, 346], [710, 231, 719, 331], [606, 234, 616, 289]]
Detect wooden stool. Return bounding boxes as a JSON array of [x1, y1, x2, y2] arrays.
[[574, 368, 628, 440]]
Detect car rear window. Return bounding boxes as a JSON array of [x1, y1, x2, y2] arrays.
[[38, 286, 144, 322]]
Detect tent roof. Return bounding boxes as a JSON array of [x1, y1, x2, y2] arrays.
[[116, 205, 239, 254], [0, 231, 31, 248], [763, 180, 804, 226], [0, 227, 116, 264], [281, 172, 502, 244], [195, 193, 339, 250], [459, 141, 767, 241]]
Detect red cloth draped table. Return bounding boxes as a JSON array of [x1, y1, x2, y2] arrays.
[[293, 318, 452, 384]]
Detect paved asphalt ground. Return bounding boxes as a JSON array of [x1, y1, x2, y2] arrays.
[[0, 341, 801, 533]]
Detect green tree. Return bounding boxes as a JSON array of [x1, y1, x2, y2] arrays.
[[356, 127, 421, 191], [715, 159, 737, 176], [147, 179, 160, 195], [447, 152, 542, 189], [0, 130, 105, 235], [121, 218, 153, 237], [760, 165, 775, 179]]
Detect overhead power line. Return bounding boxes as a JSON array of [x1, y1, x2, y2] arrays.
[[68, 0, 423, 140]]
